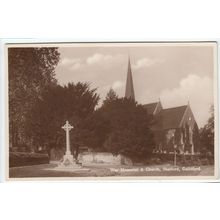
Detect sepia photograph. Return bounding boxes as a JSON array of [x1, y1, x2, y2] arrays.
[[6, 42, 218, 180]]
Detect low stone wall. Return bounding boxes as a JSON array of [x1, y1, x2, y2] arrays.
[[78, 152, 133, 166], [78, 152, 121, 165], [49, 148, 133, 166]]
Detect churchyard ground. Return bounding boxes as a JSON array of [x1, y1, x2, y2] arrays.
[[9, 163, 214, 178]]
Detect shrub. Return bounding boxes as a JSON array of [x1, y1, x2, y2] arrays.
[[149, 153, 214, 166], [9, 152, 49, 167]]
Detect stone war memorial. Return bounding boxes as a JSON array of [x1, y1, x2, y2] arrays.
[[7, 42, 217, 180], [54, 121, 89, 172]]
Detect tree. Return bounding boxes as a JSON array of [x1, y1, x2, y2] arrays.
[[87, 95, 155, 160], [27, 82, 99, 158], [81, 108, 111, 151], [200, 105, 214, 155], [102, 88, 118, 106], [8, 47, 60, 148], [77, 88, 118, 152]]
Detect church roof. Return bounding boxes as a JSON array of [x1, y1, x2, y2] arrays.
[[143, 102, 158, 115], [154, 105, 188, 130]]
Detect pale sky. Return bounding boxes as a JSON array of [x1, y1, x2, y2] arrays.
[[55, 43, 215, 128]]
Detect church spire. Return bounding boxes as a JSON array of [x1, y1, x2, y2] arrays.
[[125, 57, 135, 100]]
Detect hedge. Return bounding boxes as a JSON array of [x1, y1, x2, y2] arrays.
[[9, 152, 49, 167], [149, 153, 214, 166]]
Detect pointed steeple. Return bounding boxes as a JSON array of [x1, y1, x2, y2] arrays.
[[125, 57, 135, 100]]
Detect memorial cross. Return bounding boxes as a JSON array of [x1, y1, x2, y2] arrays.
[[62, 121, 73, 155]]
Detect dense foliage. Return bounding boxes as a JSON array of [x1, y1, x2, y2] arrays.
[[26, 82, 99, 157], [9, 47, 60, 148], [9, 152, 49, 167], [84, 89, 155, 159]]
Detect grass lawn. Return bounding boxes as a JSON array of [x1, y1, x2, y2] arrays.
[[9, 163, 215, 179]]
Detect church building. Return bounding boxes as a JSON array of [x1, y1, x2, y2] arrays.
[[125, 59, 199, 155]]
